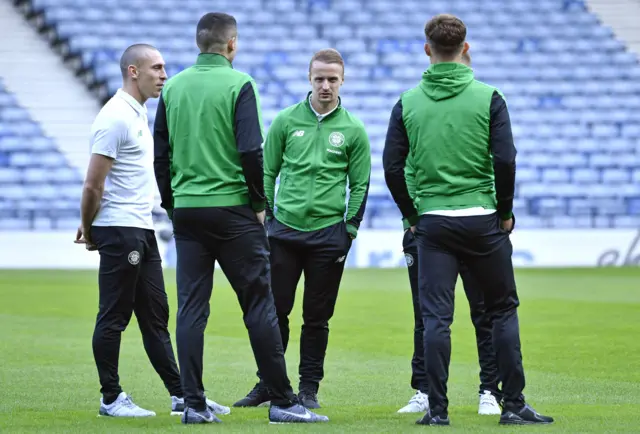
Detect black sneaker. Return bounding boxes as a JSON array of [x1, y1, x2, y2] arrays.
[[416, 410, 450, 426], [298, 390, 320, 409], [500, 403, 554, 425], [233, 382, 270, 407]]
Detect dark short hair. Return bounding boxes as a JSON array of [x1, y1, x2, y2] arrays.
[[119, 43, 158, 78], [196, 12, 237, 53], [424, 14, 467, 58], [308, 48, 345, 75]]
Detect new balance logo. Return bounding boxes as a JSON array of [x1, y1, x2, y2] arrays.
[[292, 130, 305, 137], [335, 255, 346, 263]]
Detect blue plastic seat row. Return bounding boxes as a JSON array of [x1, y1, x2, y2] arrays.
[[2, 183, 81, 200], [0, 167, 81, 184]]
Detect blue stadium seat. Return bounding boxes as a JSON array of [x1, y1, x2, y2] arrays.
[[572, 168, 600, 183], [0, 218, 31, 230], [0, 77, 82, 229], [3, 0, 640, 230], [0, 167, 21, 183]]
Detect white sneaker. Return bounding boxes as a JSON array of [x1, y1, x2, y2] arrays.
[[99, 392, 156, 417], [397, 391, 429, 413], [478, 390, 501, 415], [171, 396, 231, 416]]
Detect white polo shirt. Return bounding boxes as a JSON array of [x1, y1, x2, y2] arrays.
[[89, 89, 155, 230]]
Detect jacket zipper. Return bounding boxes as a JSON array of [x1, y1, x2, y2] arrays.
[[306, 119, 322, 230]]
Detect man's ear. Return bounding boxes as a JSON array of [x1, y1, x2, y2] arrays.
[[128, 65, 138, 80], [228, 36, 236, 53], [425, 43, 432, 57]]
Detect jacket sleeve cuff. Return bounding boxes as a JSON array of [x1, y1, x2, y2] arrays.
[[407, 214, 420, 226], [166, 208, 173, 221], [346, 223, 358, 239], [402, 217, 411, 230], [251, 200, 266, 212], [499, 210, 513, 220]]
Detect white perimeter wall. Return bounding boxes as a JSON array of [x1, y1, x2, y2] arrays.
[[0, 229, 639, 269]]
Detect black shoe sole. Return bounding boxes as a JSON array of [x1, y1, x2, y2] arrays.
[[500, 419, 554, 425], [181, 420, 221, 424], [232, 400, 270, 408], [416, 417, 450, 426]]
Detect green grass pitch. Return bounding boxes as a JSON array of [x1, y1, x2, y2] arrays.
[[1, 267, 639, 433]]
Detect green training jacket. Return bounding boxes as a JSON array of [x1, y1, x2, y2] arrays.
[[264, 94, 371, 238]]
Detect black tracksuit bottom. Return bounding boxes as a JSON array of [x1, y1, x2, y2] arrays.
[[91, 225, 182, 404], [415, 213, 526, 417], [255, 218, 352, 393], [402, 229, 501, 399], [172, 205, 297, 411]]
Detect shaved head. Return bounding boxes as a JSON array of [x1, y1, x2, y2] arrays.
[[118, 44, 166, 103], [119, 43, 159, 79]]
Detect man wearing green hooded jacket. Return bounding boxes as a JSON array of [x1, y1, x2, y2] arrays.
[[397, 51, 503, 417], [383, 14, 553, 427]]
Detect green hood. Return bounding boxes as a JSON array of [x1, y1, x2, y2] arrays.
[[419, 62, 474, 101]]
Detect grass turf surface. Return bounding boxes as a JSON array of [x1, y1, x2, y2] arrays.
[[0, 267, 639, 433]]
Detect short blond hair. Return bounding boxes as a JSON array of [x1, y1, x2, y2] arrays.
[[308, 48, 345, 75]]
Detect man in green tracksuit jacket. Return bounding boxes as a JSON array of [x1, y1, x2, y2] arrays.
[[234, 48, 371, 410], [153, 12, 327, 425], [383, 14, 553, 427]]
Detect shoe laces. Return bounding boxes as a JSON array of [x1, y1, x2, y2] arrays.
[[121, 395, 137, 409], [410, 391, 428, 405], [300, 390, 317, 401], [480, 391, 497, 406], [248, 383, 266, 398]]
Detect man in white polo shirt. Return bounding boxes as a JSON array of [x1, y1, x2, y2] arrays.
[[75, 44, 229, 419]]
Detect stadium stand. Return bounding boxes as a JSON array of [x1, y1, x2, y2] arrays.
[[0, 77, 83, 230], [4, 0, 640, 229]]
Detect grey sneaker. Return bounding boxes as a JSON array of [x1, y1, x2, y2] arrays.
[[181, 407, 222, 424], [269, 403, 329, 424]]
